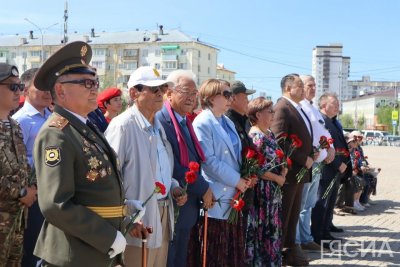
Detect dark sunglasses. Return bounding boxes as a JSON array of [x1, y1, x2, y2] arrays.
[[216, 90, 233, 100], [59, 78, 100, 90], [0, 83, 25, 92]]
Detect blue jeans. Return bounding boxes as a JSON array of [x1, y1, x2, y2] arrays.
[[296, 169, 322, 244]]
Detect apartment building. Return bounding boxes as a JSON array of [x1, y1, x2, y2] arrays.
[[312, 44, 351, 105], [0, 26, 222, 88]]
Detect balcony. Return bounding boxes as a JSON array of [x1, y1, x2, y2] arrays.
[[162, 54, 178, 61]]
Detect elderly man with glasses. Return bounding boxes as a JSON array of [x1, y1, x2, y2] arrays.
[[32, 41, 146, 267], [105, 66, 187, 267]]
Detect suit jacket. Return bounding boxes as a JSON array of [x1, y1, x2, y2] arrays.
[[270, 97, 313, 183], [33, 105, 124, 267], [321, 114, 352, 181], [105, 104, 178, 248], [193, 109, 241, 220], [156, 105, 209, 229]]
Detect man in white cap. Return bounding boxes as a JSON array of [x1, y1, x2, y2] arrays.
[[105, 66, 187, 267]]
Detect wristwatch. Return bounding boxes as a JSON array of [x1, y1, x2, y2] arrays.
[[19, 187, 27, 198]]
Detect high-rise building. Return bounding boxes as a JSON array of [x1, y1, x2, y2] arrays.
[[0, 26, 228, 88], [312, 44, 351, 106]]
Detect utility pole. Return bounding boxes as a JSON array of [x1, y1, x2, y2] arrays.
[[63, 0, 69, 44]]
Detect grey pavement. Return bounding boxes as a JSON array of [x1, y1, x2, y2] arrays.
[[308, 146, 400, 267]]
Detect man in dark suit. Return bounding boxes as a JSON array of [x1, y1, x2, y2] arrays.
[[311, 92, 351, 247], [156, 70, 213, 267], [271, 74, 315, 266]]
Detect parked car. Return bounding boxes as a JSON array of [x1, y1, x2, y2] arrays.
[[385, 135, 400, 146], [362, 130, 390, 145]]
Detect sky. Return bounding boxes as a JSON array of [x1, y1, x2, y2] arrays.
[[1, 0, 399, 101]]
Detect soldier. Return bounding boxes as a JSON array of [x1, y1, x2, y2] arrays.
[[32, 41, 146, 267], [0, 63, 37, 267]]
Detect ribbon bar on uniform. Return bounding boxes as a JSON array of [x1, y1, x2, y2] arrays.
[[86, 205, 127, 218]]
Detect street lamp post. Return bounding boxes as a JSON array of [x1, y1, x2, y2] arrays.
[[24, 18, 59, 64]]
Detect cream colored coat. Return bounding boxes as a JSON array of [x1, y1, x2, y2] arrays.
[[105, 104, 177, 248]]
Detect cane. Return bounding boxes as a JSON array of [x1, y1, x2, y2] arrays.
[[142, 226, 153, 267], [202, 208, 208, 267]]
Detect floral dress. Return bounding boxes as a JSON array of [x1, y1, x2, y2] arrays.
[[245, 130, 282, 267]]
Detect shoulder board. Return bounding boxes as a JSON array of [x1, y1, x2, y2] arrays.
[[48, 113, 69, 130]]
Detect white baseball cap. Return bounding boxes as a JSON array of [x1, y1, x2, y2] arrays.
[[127, 66, 174, 89]]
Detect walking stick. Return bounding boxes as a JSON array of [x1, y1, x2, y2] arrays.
[[142, 227, 153, 267], [202, 209, 208, 267]]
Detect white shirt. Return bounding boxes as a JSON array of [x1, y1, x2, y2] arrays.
[[300, 99, 334, 162]]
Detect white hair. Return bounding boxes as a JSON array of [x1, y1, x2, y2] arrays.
[[167, 70, 196, 89]]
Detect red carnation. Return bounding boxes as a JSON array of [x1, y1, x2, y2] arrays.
[[188, 161, 200, 172], [185, 170, 198, 184], [275, 149, 285, 159], [293, 139, 303, 148], [286, 157, 292, 168], [155, 182, 166, 195], [320, 136, 327, 142], [278, 133, 288, 139], [328, 138, 334, 145], [257, 152, 266, 166], [232, 199, 245, 211], [354, 151, 361, 159], [246, 148, 257, 159]]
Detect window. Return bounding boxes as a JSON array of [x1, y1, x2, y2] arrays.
[[30, 50, 41, 57], [93, 48, 106, 56], [198, 65, 201, 72], [108, 64, 114, 70], [92, 61, 105, 69], [198, 51, 201, 57], [11, 52, 16, 58], [208, 67, 210, 74], [162, 61, 177, 69], [0, 52, 5, 57], [208, 53, 211, 60], [179, 63, 187, 69], [181, 49, 187, 55], [142, 49, 148, 57], [155, 49, 161, 56], [124, 62, 138, 70], [123, 49, 138, 57]]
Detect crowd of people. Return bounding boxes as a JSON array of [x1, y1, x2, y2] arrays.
[[0, 41, 380, 267]]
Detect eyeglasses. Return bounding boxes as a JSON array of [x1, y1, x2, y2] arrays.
[[175, 88, 198, 98], [0, 83, 25, 92], [59, 78, 100, 90], [216, 90, 233, 100], [266, 109, 275, 114]]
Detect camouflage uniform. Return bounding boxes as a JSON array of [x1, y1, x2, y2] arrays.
[[0, 118, 30, 267]]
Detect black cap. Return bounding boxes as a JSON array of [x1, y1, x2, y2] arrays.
[[230, 81, 256, 95], [34, 41, 95, 91], [0, 63, 19, 82]]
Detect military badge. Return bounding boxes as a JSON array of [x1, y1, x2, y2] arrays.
[[45, 147, 61, 167], [86, 170, 99, 182], [100, 168, 107, 178], [80, 45, 88, 57], [88, 156, 101, 169]]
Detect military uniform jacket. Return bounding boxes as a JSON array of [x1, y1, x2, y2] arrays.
[[33, 105, 124, 267], [0, 118, 30, 213]]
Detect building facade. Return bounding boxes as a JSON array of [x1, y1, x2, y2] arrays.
[[0, 27, 223, 88], [216, 63, 236, 85], [312, 44, 351, 106], [348, 75, 400, 98], [342, 89, 399, 129]]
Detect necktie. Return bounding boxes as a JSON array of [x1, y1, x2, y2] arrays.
[[300, 108, 314, 141], [180, 118, 191, 141]]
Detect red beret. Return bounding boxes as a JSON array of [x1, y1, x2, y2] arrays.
[[97, 87, 122, 110]]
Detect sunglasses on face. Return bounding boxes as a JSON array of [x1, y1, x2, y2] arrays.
[[0, 83, 25, 92], [216, 90, 233, 100], [139, 85, 167, 94], [59, 78, 100, 90]]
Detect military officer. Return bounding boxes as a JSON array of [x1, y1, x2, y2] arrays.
[[32, 41, 146, 267], [0, 63, 37, 267]]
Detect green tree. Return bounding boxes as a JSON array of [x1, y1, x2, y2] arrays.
[[357, 114, 365, 130], [377, 105, 393, 132], [339, 114, 354, 128]]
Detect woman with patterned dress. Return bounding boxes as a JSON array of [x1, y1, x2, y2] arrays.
[[245, 97, 287, 267]]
